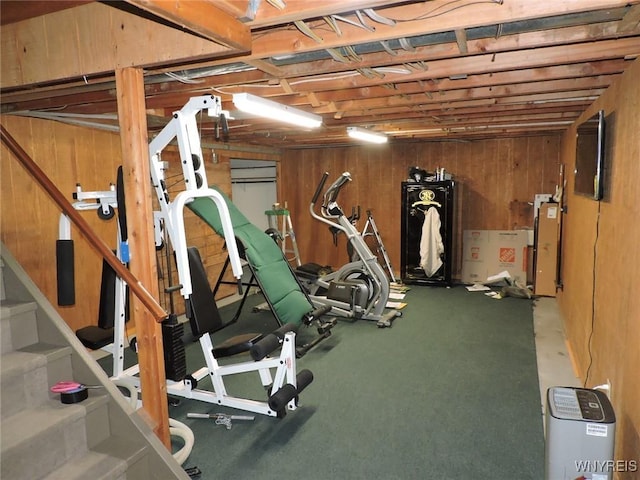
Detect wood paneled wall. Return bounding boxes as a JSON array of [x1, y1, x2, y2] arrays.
[[0, 116, 240, 331], [3, 79, 637, 468], [0, 2, 232, 89], [1, 116, 123, 333], [557, 58, 640, 475], [0, 118, 560, 333], [279, 136, 561, 279]]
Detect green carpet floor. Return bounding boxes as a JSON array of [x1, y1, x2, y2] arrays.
[[162, 285, 544, 480]]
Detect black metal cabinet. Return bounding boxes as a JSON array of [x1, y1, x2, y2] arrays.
[[401, 180, 455, 286]]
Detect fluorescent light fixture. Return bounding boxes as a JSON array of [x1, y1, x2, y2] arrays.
[[232, 93, 322, 129], [347, 126, 388, 144], [532, 96, 599, 104]]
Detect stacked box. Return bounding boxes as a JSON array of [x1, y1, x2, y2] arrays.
[[462, 230, 529, 284]]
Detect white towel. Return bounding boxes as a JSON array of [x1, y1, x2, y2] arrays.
[[419, 207, 444, 277]]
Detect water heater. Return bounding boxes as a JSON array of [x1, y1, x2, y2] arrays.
[[545, 387, 616, 480]]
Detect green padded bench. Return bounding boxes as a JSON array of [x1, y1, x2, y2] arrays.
[[187, 186, 314, 326]]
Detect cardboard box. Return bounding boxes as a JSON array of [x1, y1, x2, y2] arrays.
[[534, 203, 560, 296], [462, 230, 529, 284]]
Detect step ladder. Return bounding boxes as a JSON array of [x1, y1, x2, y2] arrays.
[[361, 209, 397, 283], [265, 203, 301, 267]]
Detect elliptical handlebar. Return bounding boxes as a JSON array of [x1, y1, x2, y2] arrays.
[[323, 172, 352, 206], [309, 171, 352, 232], [311, 172, 329, 206]]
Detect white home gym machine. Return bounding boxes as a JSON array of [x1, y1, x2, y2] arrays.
[[60, 177, 130, 380], [299, 172, 401, 328], [106, 95, 313, 417]]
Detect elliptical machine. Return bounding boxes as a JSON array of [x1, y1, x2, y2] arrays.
[[298, 172, 400, 328]]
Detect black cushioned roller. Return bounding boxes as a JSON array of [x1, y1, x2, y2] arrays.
[[267, 369, 314, 412], [268, 384, 297, 412], [250, 323, 297, 361], [295, 369, 314, 393]]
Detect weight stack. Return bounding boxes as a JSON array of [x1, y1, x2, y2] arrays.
[[162, 319, 187, 382]]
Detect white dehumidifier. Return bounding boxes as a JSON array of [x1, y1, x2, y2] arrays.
[[545, 386, 616, 480]]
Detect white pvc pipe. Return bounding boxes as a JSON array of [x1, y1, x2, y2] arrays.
[[169, 418, 195, 465], [112, 377, 195, 465]]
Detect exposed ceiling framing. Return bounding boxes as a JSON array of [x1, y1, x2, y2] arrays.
[[1, 0, 639, 149]]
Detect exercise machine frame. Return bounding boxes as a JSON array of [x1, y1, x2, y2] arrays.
[[213, 239, 336, 358], [361, 209, 397, 284], [112, 95, 312, 417], [303, 172, 400, 327], [60, 183, 130, 378]]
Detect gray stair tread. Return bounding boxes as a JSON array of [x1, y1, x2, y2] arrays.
[[41, 450, 128, 480], [0, 349, 48, 377], [1, 250, 188, 480], [0, 299, 37, 317], [1, 395, 106, 451], [19, 342, 72, 365], [93, 434, 149, 465], [1, 344, 71, 376]]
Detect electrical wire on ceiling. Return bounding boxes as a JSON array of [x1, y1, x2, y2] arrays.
[[262, 0, 502, 45], [325, 48, 350, 63], [355, 10, 376, 32], [288, 71, 361, 85], [164, 72, 204, 84], [385, 0, 505, 22], [204, 65, 412, 97], [160, 64, 257, 85], [322, 15, 342, 36], [205, 72, 360, 95], [363, 9, 396, 26], [265, 0, 505, 40], [330, 14, 372, 31], [379, 40, 398, 56]]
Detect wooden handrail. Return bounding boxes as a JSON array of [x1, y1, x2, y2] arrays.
[[1, 123, 168, 323]]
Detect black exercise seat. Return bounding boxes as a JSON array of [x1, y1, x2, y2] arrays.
[[76, 169, 131, 351], [186, 246, 263, 358], [76, 255, 127, 350], [76, 326, 114, 350]]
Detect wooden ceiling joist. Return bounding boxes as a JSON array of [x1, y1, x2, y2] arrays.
[[249, 0, 636, 58], [0, 2, 246, 90], [1, 0, 639, 146], [124, 0, 251, 51]]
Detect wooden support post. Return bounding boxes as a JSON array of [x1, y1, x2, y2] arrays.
[[114, 67, 171, 449]]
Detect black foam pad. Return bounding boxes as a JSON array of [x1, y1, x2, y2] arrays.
[[186, 247, 224, 337], [116, 166, 127, 241], [97, 257, 117, 329], [76, 325, 114, 350], [56, 239, 75, 306]]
